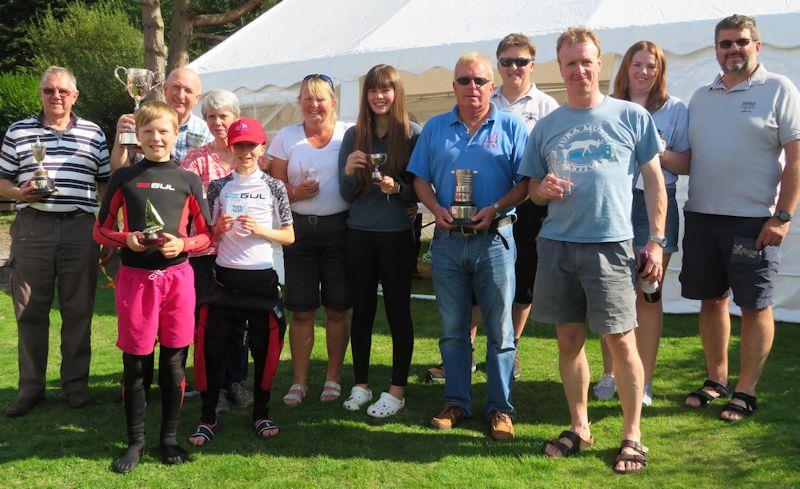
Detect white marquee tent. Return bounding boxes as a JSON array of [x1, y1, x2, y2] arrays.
[[190, 0, 800, 321]]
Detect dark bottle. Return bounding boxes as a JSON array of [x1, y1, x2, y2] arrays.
[[638, 249, 662, 303]]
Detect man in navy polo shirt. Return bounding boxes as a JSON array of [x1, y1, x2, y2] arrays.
[[408, 52, 529, 440]]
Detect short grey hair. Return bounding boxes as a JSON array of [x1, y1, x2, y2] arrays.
[[39, 66, 77, 91], [201, 89, 241, 118]]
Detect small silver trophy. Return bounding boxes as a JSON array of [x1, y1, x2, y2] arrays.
[[450, 169, 478, 225], [29, 137, 57, 196], [139, 199, 166, 247], [369, 153, 390, 202], [113, 66, 165, 146]]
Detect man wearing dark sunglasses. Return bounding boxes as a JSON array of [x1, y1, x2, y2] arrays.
[[492, 33, 559, 381], [0, 66, 111, 417], [681, 14, 800, 424], [408, 52, 529, 441]]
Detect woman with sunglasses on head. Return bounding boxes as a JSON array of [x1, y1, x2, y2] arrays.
[[596, 41, 691, 406], [269, 74, 353, 407], [338, 65, 420, 418]]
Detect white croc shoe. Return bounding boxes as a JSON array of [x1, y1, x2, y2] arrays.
[[343, 386, 373, 411], [366, 392, 405, 418]]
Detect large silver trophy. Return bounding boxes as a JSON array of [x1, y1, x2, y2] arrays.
[[113, 66, 165, 145], [28, 137, 57, 196], [450, 169, 478, 225]]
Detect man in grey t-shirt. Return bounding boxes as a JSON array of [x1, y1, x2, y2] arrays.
[[680, 14, 800, 422], [519, 27, 666, 474]]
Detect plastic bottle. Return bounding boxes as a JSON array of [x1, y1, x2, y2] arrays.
[[638, 249, 662, 303]]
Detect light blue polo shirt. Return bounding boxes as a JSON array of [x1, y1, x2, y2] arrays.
[[519, 96, 660, 242], [407, 104, 528, 215]]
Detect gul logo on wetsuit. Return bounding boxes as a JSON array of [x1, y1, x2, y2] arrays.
[[224, 192, 266, 200], [136, 182, 177, 191]]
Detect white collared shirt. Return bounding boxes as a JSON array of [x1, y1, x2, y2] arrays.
[[490, 84, 559, 131]]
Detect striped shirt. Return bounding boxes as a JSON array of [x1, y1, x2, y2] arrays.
[[0, 113, 110, 212], [175, 113, 213, 163]]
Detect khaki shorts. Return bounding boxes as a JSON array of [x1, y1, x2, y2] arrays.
[[532, 238, 637, 335]]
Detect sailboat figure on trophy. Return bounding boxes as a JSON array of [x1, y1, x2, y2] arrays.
[[139, 198, 166, 247]]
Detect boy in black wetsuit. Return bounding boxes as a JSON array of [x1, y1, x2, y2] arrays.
[[94, 101, 212, 473]]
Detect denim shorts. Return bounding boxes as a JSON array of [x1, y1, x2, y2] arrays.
[[679, 211, 779, 309], [632, 187, 679, 254], [532, 238, 637, 334], [282, 211, 351, 312]]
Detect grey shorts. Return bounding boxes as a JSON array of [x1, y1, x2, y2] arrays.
[[532, 238, 637, 334]]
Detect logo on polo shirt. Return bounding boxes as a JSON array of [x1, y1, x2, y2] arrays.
[[136, 182, 176, 191], [484, 132, 500, 149], [740, 101, 756, 112]]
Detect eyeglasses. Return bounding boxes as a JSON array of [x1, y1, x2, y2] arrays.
[[717, 38, 754, 49], [42, 87, 72, 96], [454, 77, 491, 87], [498, 57, 533, 68], [303, 73, 334, 88]]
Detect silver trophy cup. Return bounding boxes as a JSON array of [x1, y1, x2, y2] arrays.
[[113, 66, 165, 146], [29, 137, 57, 196], [449, 169, 478, 225]]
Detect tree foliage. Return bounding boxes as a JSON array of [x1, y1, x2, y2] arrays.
[[0, 72, 41, 135], [26, 0, 144, 136]]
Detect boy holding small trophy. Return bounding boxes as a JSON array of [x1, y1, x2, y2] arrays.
[[93, 101, 212, 473]]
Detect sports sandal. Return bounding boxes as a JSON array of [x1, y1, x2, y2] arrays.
[[320, 381, 341, 403], [719, 392, 757, 422], [682, 379, 731, 408], [614, 439, 649, 474], [343, 386, 373, 411], [367, 392, 405, 418], [543, 430, 595, 457], [282, 384, 306, 407], [188, 422, 218, 446], [254, 419, 279, 439]]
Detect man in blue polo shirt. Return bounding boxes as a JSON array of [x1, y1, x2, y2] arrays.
[[408, 52, 529, 440]]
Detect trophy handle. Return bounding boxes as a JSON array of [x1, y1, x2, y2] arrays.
[[150, 71, 165, 91], [114, 66, 128, 87]]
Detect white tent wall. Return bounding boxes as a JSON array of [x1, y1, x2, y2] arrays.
[[190, 0, 800, 322]]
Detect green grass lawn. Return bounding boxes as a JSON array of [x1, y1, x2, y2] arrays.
[[0, 278, 799, 488]]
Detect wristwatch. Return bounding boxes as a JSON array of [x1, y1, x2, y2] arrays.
[[492, 202, 502, 213], [648, 235, 667, 248], [775, 210, 792, 222]]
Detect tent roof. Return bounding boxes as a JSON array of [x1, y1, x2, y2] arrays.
[[190, 0, 800, 92]]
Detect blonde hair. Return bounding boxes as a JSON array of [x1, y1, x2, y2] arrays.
[[299, 76, 338, 124], [557, 26, 602, 63], [135, 101, 179, 133], [454, 52, 494, 81]]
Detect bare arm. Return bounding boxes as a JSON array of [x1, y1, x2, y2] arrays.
[[640, 156, 667, 282], [756, 139, 800, 248], [470, 179, 529, 230], [270, 156, 318, 202], [413, 176, 454, 230], [0, 178, 43, 203], [109, 114, 136, 172], [659, 149, 691, 176]]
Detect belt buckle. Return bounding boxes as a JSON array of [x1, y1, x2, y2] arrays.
[[458, 225, 477, 236], [308, 215, 318, 225]]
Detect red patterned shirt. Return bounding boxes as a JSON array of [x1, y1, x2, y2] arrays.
[[181, 143, 233, 256]]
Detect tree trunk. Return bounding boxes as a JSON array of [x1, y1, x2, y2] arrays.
[[141, 0, 167, 101], [167, 0, 194, 73]]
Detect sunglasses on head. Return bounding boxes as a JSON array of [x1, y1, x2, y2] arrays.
[[42, 87, 72, 96], [717, 38, 754, 49], [498, 57, 533, 68], [303, 73, 334, 88], [455, 77, 491, 87]]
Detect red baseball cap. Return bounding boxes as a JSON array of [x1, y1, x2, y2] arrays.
[[227, 118, 267, 147]]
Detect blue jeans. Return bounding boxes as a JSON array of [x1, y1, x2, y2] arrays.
[[430, 224, 516, 417]]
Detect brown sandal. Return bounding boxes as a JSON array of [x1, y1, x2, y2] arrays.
[[543, 429, 595, 457], [614, 439, 649, 474]]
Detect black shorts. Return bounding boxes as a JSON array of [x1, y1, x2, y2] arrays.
[[283, 211, 352, 312], [512, 200, 547, 304], [679, 211, 779, 309]]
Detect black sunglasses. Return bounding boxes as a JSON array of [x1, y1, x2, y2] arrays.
[[303, 73, 334, 88], [498, 57, 533, 68], [717, 38, 754, 49], [455, 77, 491, 87], [42, 87, 72, 96]]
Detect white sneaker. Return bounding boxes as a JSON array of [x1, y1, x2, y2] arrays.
[[593, 374, 616, 400], [642, 384, 653, 407]]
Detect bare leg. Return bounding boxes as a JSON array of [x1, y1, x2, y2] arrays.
[[635, 253, 671, 386], [286, 309, 315, 404], [544, 323, 591, 457], [721, 306, 774, 421], [470, 306, 480, 344], [324, 308, 349, 385], [606, 330, 645, 473], [599, 336, 614, 376], [685, 297, 730, 407], [511, 303, 530, 340]]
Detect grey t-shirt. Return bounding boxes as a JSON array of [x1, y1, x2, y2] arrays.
[[518, 96, 661, 243], [634, 95, 689, 190], [686, 64, 800, 217]]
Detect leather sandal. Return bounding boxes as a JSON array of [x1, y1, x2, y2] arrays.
[[683, 379, 731, 408], [614, 439, 649, 474], [543, 429, 595, 457], [720, 392, 757, 422]]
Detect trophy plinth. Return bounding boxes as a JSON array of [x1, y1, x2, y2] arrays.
[[28, 138, 57, 196], [450, 169, 478, 225], [139, 225, 165, 247], [114, 66, 164, 146]]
